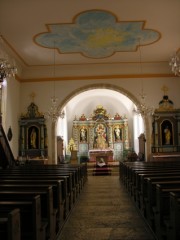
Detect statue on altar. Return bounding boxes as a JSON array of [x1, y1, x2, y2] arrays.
[[94, 123, 108, 149], [80, 127, 87, 142], [114, 125, 122, 141]]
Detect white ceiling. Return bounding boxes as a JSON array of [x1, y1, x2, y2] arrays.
[[64, 89, 136, 143], [0, 0, 179, 81], [66, 89, 134, 117]]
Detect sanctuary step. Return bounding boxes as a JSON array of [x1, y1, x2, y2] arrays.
[[93, 166, 111, 176]]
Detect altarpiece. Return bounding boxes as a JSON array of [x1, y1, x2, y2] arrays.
[[72, 105, 129, 161], [18, 102, 48, 159], [152, 92, 180, 154]]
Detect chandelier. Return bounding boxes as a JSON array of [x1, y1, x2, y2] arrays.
[[134, 90, 154, 116], [0, 36, 17, 81], [44, 42, 65, 122], [133, 39, 154, 116], [45, 95, 65, 122], [169, 52, 180, 76], [0, 58, 17, 81]]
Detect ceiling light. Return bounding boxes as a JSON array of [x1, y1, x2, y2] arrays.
[[44, 42, 65, 122], [133, 39, 154, 116], [169, 52, 180, 76], [0, 36, 17, 82]]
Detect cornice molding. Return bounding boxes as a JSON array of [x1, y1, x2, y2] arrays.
[[16, 73, 175, 83]]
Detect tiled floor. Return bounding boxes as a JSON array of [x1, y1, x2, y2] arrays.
[[57, 176, 156, 240]]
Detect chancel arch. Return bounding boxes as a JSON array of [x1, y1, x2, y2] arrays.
[[55, 83, 150, 163]]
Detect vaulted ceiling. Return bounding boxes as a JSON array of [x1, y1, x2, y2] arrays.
[[0, 0, 179, 81]]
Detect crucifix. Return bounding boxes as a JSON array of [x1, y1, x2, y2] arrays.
[[29, 92, 36, 102], [161, 85, 169, 96]]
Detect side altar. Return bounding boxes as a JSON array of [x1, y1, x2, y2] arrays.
[[72, 105, 129, 161], [18, 101, 48, 159], [151, 89, 180, 154]]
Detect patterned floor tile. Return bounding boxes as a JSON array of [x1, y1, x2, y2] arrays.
[[57, 176, 156, 240]]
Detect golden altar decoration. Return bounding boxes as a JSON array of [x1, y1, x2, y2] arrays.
[[72, 105, 129, 161]]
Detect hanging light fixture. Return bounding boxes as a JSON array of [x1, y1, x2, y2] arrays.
[[44, 42, 65, 122], [0, 58, 17, 81], [0, 36, 18, 124], [133, 39, 154, 116], [0, 36, 17, 82], [169, 52, 180, 76]]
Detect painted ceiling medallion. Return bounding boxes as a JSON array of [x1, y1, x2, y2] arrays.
[[34, 10, 160, 59]]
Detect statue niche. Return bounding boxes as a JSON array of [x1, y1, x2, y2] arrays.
[[19, 102, 48, 158], [94, 123, 108, 149], [28, 126, 39, 149], [151, 89, 180, 154]]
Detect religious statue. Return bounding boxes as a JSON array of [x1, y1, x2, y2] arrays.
[[94, 123, 108, 149], [114, 113, 121, 120], [30, 127, 37, 149], [114, 126, 121, 141], [67, 138, 77, 152], [96, 133, 107, 149], [80, 127, 87, 142], [164, 126, 171, 145], [79, 114, 86, 121]]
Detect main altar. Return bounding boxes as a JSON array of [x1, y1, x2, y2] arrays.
[[89, 149, 113, 163], [72, 105, 129, 161]]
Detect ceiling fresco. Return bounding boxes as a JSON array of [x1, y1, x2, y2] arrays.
[[34, 10, 161, 59], [1, 1, 179, 78]]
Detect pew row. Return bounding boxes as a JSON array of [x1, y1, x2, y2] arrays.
[[0, 195, 44, 240], [119, 161, 180, 240], [0, 163, 87, 240], [0, 208, 21, 240]]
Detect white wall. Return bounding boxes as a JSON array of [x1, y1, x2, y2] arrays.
[[16, 76, 180, 162], [3, 76, 20, 159], [3, 77, 180, 162]]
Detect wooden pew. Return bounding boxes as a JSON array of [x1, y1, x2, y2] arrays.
[[119, 161, 180, 240], [0, 208, 21, 240], [14, 168, 76, 203], [0, 163, 88, 200], [120, 161, 180, 193], [133, 169, 180, 199], [0, 185, 56, 240], [0, 162, 87, 238], [0, 195, 43, 240], [138, 174, 180, 215], [0, 173, 71, 218], [145, 179, 180, 229], [17, 163, 87, 193], [167, 192, 180, 240], [153, 184, 180, 240], [124, 164, 180, 204], [14, 164, 84, 199], [0, 179, 64, 227], [38, 163, 86, 192], [0, 174, 70, 218]]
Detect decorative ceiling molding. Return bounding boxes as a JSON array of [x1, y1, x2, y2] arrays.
[[16, 73, 174, 83]]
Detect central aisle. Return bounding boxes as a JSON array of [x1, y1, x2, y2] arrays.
[[58, 176, 156, 240]]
